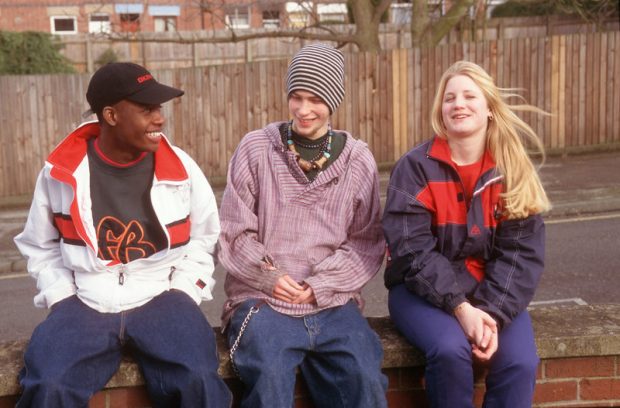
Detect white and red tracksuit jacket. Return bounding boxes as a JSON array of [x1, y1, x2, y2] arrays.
[[14, 121, 220, 313]]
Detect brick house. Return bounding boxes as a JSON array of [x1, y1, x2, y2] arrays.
[[0, 0, 350, 35]]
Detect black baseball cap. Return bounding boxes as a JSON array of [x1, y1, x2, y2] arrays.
[[85, 62, 184, 116]]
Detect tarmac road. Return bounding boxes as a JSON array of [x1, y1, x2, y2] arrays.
[[1, 150, 619, 342]]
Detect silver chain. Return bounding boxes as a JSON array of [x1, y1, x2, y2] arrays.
[[229, 304, 260, 380]]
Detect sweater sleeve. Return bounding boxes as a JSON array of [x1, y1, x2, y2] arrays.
[[303, 151, 385, 308], [14, 169, 77, 309], [472, 214, 545, 329], [382, 154, 467, 313], [217, 133, 284, 295]]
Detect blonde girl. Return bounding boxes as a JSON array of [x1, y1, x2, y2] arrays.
[[383, 61, 549, 407]]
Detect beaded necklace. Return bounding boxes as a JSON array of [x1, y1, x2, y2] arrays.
[[286, 120, 333, 172]]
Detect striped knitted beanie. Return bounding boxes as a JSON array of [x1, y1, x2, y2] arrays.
[[285, 43, 345, 114]]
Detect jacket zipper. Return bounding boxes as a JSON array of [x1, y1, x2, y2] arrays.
[[119, 265, 126, 285]]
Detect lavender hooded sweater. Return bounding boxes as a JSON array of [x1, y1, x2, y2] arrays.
[[218, 121, 385, 325]]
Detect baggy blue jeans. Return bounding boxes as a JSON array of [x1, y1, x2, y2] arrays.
[[227, 300, 388, 408], [388, 284, 539, 408], [17, 290, 232, 408]]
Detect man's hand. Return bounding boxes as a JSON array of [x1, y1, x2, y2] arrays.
[[272, 275, 316, 305]]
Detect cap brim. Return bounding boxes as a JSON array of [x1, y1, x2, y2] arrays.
[[126, 82, 184, 106]]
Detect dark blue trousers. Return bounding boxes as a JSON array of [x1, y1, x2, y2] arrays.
[[227, 300, 388, 408], [389, 284, 538, 408], [17, 290, 232, 408]]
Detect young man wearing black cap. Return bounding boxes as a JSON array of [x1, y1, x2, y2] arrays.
[[14, 62, 232, 407], [218, 43, 388, 407]]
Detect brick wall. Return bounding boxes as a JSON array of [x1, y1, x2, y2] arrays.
[[2, 356, 618, 408]]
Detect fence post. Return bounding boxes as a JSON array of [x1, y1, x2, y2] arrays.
[[245, 40, 253, 63], [86, 35, 94, 73]]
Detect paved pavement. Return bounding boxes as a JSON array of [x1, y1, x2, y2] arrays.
[[1, 150, 619, 277]]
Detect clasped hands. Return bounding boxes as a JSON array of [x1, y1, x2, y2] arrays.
[[273, 275, 316, 305], [454, 302, 498, 362]]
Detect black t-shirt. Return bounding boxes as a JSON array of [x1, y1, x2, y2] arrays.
[[87, 138, 167, 263]]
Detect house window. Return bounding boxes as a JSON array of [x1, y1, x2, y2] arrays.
[[225, 7, 250, 29], [149, 5, 180, 32], [262, 10, 280, 29], [154, 16, 176, 32], [50, 16, 77, 34], [89, 13, 111, 34], [119, 13, 140, 32], [317, 3, 347, 23], [286, 2, 312, 28], [390, 3, 412, 25], [115, 4, 143, 32]]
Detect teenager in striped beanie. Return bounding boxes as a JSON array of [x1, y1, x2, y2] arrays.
[[219, 43, 388, 407], [285, 42, 345, 115]]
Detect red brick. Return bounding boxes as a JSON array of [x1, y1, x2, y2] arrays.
[[0, 396, 19, 408], [387, 389, 428, 407], [107, 387, 152, 408], [294, 375, 310, 397], [473, 383, 486, 407], [580, 378, 620, 400], [294, 398, 315, 408], [533, 380, 578, 403], [473, 363, 488, 385], [546, 357, 615, 378], [536, 361, 543, 380], [385, 368, 401, 389], [399, 366, 425, 389], [89, 391, 107, 408]]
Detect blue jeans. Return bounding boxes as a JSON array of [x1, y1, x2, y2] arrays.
[[227, 300, 388, 408], [17, 290, 232, 408], [388, 284, 538, 408]]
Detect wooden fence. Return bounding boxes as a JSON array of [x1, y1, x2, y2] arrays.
[[60, 16, 619, 73], [1, 30, 619, 200]]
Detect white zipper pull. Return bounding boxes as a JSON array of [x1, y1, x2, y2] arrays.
[[119, 265, 126, 285]]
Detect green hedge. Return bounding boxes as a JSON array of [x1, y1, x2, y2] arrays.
[[0, 31, 75, 75]]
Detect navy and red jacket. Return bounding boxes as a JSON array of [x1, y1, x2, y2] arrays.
[[382, 136, 545, 329]]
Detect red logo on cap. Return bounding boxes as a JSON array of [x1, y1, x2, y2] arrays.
[[137, 74, 153, 83]]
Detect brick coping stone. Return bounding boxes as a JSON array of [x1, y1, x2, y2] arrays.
[[0, 304, 619, 397]]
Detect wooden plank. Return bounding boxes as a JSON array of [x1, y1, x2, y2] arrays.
[[598, 32, 607, 145], [558, 35, 566, 149], [578, 34, 587, 147], [610, 31, 620, 142], [592, 33, 601, 146], [399, 48, 408, 160], [550, 36, 559, 149], [391, 49, 401, 162]]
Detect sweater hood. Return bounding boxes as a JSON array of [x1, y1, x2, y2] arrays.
[[263, 121, 369, 181]]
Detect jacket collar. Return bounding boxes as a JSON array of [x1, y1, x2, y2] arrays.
[[427, 135, 496, 175], [47, 121, 187, 181]]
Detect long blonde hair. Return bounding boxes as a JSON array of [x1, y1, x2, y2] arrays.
[[431, 60, 550, 219]]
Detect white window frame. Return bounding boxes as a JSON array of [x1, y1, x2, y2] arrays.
[[225, 6, 250, 29], [50, 15, 77, 35], [89, 13, 111, 34], [262, 10, 280, 29], [154, 16, 177, 32]]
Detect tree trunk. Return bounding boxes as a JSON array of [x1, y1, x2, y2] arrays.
[[411, 0, 431, 47], [430, 0, 475, 45], [349, 0, 392, 52]]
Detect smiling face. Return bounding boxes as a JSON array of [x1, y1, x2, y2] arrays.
[[288, 90, 330, 140], [441, 74, 491, 143], [98, 100, 165, 163]]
